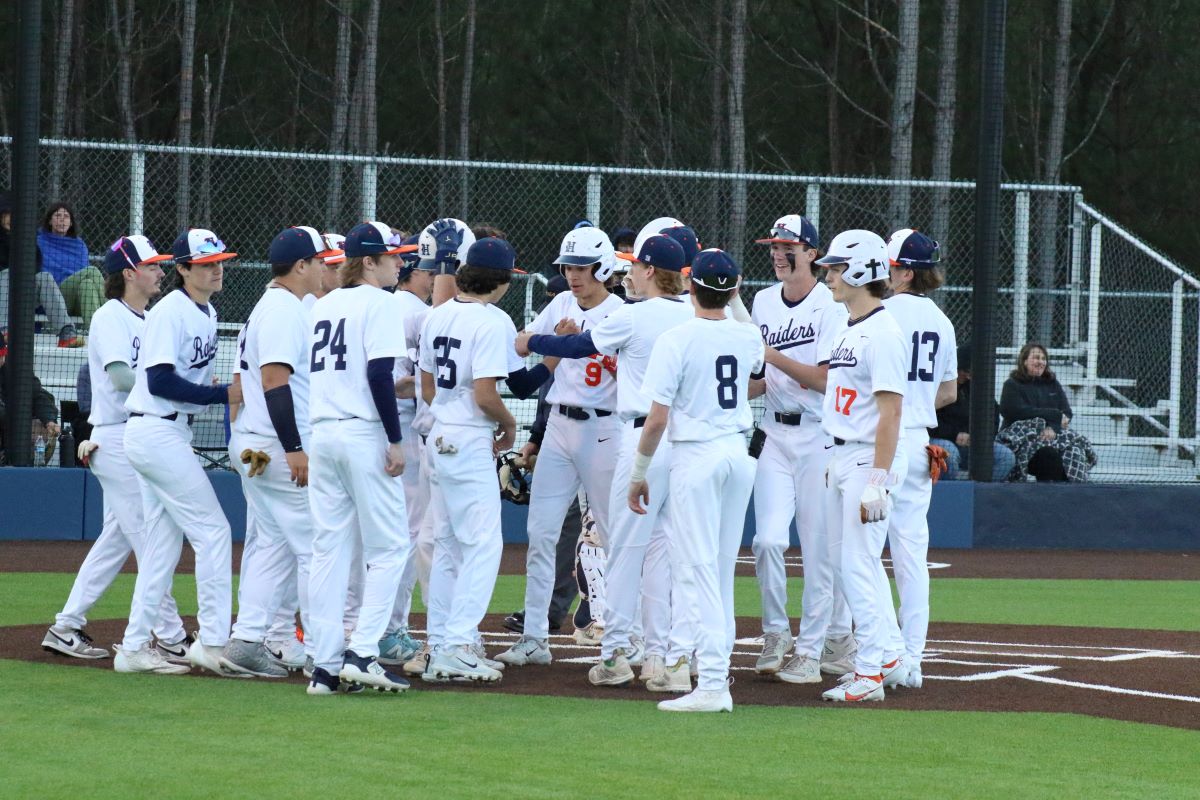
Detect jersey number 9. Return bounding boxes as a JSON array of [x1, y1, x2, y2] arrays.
[[311, 319, 348, 372]]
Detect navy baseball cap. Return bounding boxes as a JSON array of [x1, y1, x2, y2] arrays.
[[268, 226, 341, 265], [621, 233, 686, 273], [104, 235, 171, 275], [690, 248, 741, 291], [397, 234, 421, 280], [173, 228, 237, 264], [756, 214, 819, 249], [466, 237, 517, 271], [887, 228, 941, 268], [344, 221, 414, 258], [659, 225, 701, 266]]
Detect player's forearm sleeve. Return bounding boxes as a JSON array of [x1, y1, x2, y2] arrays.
[[105, 362, 136, 393], [505, 364, 551, 400], [146, 364, 228, 406], [367, 356, 403, 444], [528, 332, 597, 359], [264, 385, 304, 453]]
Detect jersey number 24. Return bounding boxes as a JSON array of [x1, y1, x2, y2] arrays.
[[311, 319, 348, 371]]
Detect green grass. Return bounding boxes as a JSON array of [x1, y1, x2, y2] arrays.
[[2, 573, 1197, 631], [2, 659, 1197, 799]]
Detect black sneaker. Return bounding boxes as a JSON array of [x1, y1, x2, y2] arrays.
[[503, 610, 562, 634]]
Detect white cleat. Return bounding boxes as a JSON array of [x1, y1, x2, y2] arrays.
[[823, 674, 885, 703], [658, 688, 733, 713], [495, 636, 551, 666], [113, 643, 191, 675], [820, 634, 857, 675], [427, 645, 502, 683], [901, 663, 923, 689], [646, 656, 692, 693], [188, 638, 250, 678], [639, 653, 665, 683]]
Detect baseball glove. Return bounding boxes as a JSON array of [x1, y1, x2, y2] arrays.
[[926, 444, 950, 485], [240, 448, 271, 478], [496, 451, 532, 504]]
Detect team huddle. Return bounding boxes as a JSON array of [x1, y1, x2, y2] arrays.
[[39, 211, 956, 713]]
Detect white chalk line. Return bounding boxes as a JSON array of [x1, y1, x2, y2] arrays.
[[1013, 672, 1200, 704], [734, 556, 951, 571]]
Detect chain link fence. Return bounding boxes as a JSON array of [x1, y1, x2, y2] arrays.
[[2, 138, 1195, 481]]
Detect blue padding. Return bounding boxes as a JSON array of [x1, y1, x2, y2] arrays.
[[0, 468, 87, 540], [974, 483, 1200, 550], [210, 470, 248, 541]]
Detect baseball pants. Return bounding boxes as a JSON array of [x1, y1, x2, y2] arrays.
[[668, 435, 756, 692], [520, 412, 620, 642], [388, 416, 433, 634], [751, 417, 852, 658], [887, 427, 932, 665], [228, 431, 313, 646], [55, 422, 185, 642], [238, 481, 302, 644], [602, 420, 687, 663], [307, 418, 410, 673], [824, 442, 907, 675], [424, 422, 503, 649], [121, 414, 233, 650]]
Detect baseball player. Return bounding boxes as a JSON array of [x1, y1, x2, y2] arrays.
[[379, 233, 432, 667], [115, 228, 241, 676], [496, 225, 624, 667], [419, 237, 546, 681], [882, 228, 958, 689], [306, 221, 412, 695], [516, 229, 693, 690], [225, 226, 343, 678], [814, 230, 910, 703], [747, 214, 856, 683], [630, 248, 763, 713], [42, 236, 187, 668]]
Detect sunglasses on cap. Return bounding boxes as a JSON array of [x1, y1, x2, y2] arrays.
[[187, 236, 227, 260], [769, 227, 811, 246]]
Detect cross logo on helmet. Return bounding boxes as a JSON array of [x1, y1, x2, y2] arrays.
[[866, 258, 882, 280]]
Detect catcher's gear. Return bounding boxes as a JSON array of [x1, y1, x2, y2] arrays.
[[926, 443, 950, 484], [240, 448, 271, 478], [816, 230, 889, 286], [76, 439, 98, 466], [497, 451, 532, 505], [574, 502, 607, 629]]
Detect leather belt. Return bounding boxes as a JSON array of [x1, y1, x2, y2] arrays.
[[773, 412, 803, 426], [557, 405, 612, 421], [833, 437, 846, 445], [130, 411, 179, 422]]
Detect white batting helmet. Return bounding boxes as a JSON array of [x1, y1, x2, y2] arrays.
[[815, 229, 889, 287], [553, 226, 617, 282], [416, 218, 476, 270]]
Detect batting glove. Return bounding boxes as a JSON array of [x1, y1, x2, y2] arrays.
[[431, 218, 464, 275], [859, 467, 890, 524]]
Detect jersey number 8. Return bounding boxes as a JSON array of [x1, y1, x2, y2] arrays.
[[311, 319, 348, 372], [715, 355, 738, 409]]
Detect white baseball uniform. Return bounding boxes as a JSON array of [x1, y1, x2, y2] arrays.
[[519, 290, 624, 642], [307, 284, 410, 674], [387, 288, 433, 636], [822, 306, 909, 675], [642, 315, 763, 692], [121, 288, 233, 650], [53, 299, 185, 643], [750, 281, 855, 658], [882, 292, 957, 666], [419, 298, 521, 650], [229, 285, 314, 650], [588, 295, 694, 663]]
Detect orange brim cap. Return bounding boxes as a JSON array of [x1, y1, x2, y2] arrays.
[[615, 251, 638, 262], [138, 253, 173, 266], [189, 252, 238, 264]]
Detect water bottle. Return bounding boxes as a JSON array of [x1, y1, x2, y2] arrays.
[[60, 424, 76, 468], [34, 436, 46, 467]]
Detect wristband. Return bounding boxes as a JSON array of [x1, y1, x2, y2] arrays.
[[630, 452, 653, 484]]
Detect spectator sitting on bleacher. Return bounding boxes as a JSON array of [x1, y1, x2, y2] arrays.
[[997, 342, 1097, 482], [929, 343, 1016, 481], [0, 330, 62, 465], [38, 202, 104, 330], [0, 192, 83, 347]]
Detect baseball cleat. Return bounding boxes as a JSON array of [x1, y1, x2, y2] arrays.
[[339, 650, 410, 692], [820, 634, 857, 675], [754, 631, 794, 675], [302, 656, 315, 679], [377, 629, 422, 666], [588, 649, 635, 686], [495, 636, 551, 666], [657, 688, 733, 713], [646, 656, 692, 693], [154, 633, 194, 665], [639, 653, 665, 683], [113, 643, 191, 675], [573, 622, 603, 647], [901, 663, 923, 689], [427, 645, 502, 683], [220, 639, 289, 678], [188, 638, 251, 678], [403, 643, 431, 676], [822, 674, 885, 703], [472, 642, 505, 672], [265, 634, 307, 671], [307, 666, 364, 695], [837, 658, 908, 689], [42, 626, 109, 660], [777, 654, 822, 685]]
